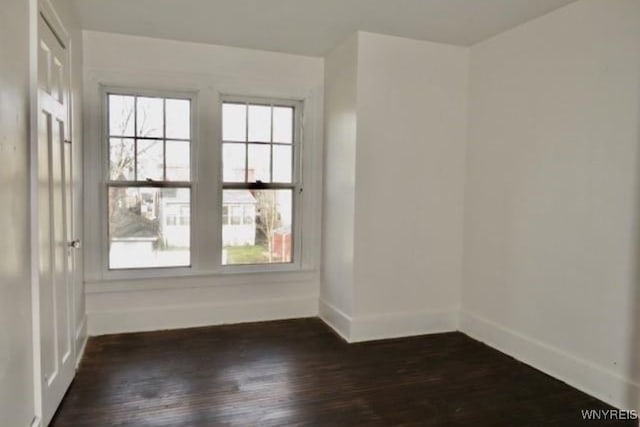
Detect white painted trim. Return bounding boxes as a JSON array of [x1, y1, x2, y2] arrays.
[[98, 85, 199, 279], [74, 317, 88, 368], [28, 0, 42, 418], [85, 269, 317, 294], [318, 300, 458, 343], [318, 299, 351, 341], [459, 311, 640, 411], [30, 417, 42, 427], [38, 0, 69, 46], [350, 308, 459, 343], [217, 94, 305, 276], [88, 296, 318, 335]]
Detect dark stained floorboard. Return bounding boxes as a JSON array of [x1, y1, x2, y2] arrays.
[[51, 318, 635, 426]]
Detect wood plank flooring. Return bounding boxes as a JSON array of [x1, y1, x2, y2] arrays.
[[51, 318, 635, 426]]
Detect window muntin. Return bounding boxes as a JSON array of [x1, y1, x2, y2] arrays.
[[221, 99, 298, 266], [108, 94, 191, 182], [106, 93, 192, 270]]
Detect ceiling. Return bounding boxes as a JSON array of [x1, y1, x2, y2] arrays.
[[67, 0, 578, 56]]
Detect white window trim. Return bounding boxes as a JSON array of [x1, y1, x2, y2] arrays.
[[97, 85, 313, 281], [218, 94, 304, 274], [100, 85, 198, 279]]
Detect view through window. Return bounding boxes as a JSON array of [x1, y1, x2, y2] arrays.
[[221, 100, 297, 265], [107, 93, 192, 269]]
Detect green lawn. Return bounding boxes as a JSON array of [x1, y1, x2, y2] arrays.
[[224, 245, 269, 264]]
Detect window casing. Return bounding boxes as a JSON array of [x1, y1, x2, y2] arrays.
[[220, 96, 302, 267], [105, 90, 194, 270], [101, 89, 305, 276]]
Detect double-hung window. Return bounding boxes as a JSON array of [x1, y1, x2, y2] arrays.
[[106, 91, 193, 270], [103, 90, 303, 273], [221, 97, 301, 266]]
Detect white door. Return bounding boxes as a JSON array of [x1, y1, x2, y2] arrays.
[[37, 13, 75, 426]]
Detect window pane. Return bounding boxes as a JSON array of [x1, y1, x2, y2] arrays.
[[243, 206, 254, 224], [230, 206, 243, 225], [108, 187, 190, 269], [272, 145, 292, 183], [222, 103, 246, 141], [165, 99, 190, 139], [223, 143, 246, 182], [222, 189, 292, 265], [109, 95, 135, 137], [166, 140, 190, 181], [136, 97, 163, 137], [222, 206, 229, 225], [248, 105, 271, 142], [248, 143, 270, 183], [137, 140, 164, 181], [273, 106, 293, 143], [109, 138, 135, 180]]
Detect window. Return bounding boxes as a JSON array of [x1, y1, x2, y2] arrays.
[[221, 98, 299, 266], [102, 90, 305, 274], [106, 92, 192, 269]]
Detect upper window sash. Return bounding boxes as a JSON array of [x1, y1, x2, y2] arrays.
[[221, 96, 301, 188], [105, 90, 195, 185]]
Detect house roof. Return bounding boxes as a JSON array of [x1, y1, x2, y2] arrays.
[[223, 190, 256, 205]]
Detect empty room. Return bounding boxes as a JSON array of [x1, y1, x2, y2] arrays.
[[1, 0, 639, 425]]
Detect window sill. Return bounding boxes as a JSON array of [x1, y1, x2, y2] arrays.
[[85, 267, 318, 294]]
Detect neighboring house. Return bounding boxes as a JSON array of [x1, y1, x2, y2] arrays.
[[159, 190, 191, 248], [222, 190, 257, 246], [116, 188, 257, 251], [109, 188, 162, 267]]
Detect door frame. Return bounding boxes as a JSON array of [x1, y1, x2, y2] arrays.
[[30, 1, 73, 425]]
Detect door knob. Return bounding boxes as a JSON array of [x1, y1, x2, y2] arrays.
[[69, 239, 81, 249]]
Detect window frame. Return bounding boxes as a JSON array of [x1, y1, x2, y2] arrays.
[[98, 87, 309, 280], [219, 95, 304, 273], [101, 86, 197, 274]]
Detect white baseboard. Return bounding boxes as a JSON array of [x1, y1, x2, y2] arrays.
[[459, 310, 640, 411], [318, 299, 351, 341], [350, 308, 458, 342], [75, 316, 88, 368], [319, 299, 458, 343], [88, 296, 318, 336]]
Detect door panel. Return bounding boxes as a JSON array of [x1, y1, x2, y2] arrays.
[[64, 137, 74, 292], [37, 14, 75, 426], [52, 117, 71, 365], [38, 110, 56, 384]]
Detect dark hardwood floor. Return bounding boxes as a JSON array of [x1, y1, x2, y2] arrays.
[[51, 318, 634, 426]]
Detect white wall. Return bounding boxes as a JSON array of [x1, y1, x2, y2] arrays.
[[321, 32, 468, 342], [354, 32, 467, 318], [0, 0, 35, 424], [321, 34, 359, 336], [462, 0, 640, 410], [82, 31, 324, 335]]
